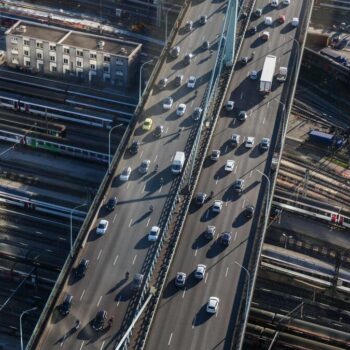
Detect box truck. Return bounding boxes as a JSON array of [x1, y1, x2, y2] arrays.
[[259, 55, 277, 94]]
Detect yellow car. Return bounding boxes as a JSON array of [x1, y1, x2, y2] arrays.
[[142, 118, 153, 131]]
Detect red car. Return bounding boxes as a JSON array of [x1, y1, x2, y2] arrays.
[[279, 15, 286, 24]]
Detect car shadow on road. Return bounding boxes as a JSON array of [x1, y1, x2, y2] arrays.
[[134, 235, 152, 250], [115, 286, 133, 303], [106, 277, 128, 295], [234, 143, 250, 156], [163, 278, 180, 299], [200, 208, 218, 222], [249, 146, 262, 159], [206, 240, 226, 259], [232, 211, 250, 228], [192, 231, 210, 250], [184, 272, 201, 291], [280, 23, 295, 34], [193, 304, 213, 326], [50, 309, 66, 325], [86, 228, 101, 242]]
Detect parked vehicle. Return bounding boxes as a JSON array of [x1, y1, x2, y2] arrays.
[[276, 66, 288, 82], [260, 55, 277, 94], [308, 130, 344, 148]]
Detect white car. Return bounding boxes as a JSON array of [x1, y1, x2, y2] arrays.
[[250, 70, 258, 80], [187, 76, 196, 88], [206, 296, 219, 314], [245, 137, 255, 148], [283, 0, 290, 5], [225, 100, 235, 111], [176, 103, 187, 116], [120, 166, 131, 181], [292, 17, 299, 27], [264, 16, 273, 26], [96, 219, 108, 235], [148, 226, 160, 242], [231, 133, 240, 146], [212, 200, 223, 213], [225, 160, 235, 172], [194, 264, 206, 280], [210, 149, 220, 161], [163, 97, 173, 110]]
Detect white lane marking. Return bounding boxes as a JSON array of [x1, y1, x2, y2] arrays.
[[225, 267, 229, 277], [225, 201, 228, 207], [126, 181, 130, 189], [205, 273, 208, 284], [192, 317, 196, 328], [234, 164, 238, 174], [216, 307, 219, 317], [113, 255, 119, 266], [159, 185, 163, 192], [242, 198, 246, 208], [182, 289, 186, 298], [215, 176, 219, 184], [97, 295, 102, 307], [113, 213, 118, 223], [129, 219, 133, 227], [224, 144, 228, 153], [132, 255, 137, 265], [262, 116, 266, 124], [267, 101, 270, 108], [168, 333, 173, 346], [154, 154, 158, 162], [97, 249, 102, 260], [79, 341, 85, 350], [36, 231, 43, 235], [240, 92, 244, 100], [190, 100, 194, 107], [80, 289, 85, 301], [139, 150, 144, 159], [143, 184, 146, 193], [195, 248, 198, 256], [234, 231, 238, 241], [100, 341, 105, 350], [232, 119, 236, 126], [117, 295, 122, 307], [19, 242, 28, 246], [146, 218, 150, 227], [250, 170, 253, 177]]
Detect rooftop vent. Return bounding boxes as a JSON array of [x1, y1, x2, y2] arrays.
[[19, 25, 27, 33], [97, 40, 105, 49], [120, 47, 127, 55]]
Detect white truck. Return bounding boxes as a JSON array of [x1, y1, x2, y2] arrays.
[[171, 151, 185, 174], [277, 66, 288, 82], [259, 55, 277, 95]]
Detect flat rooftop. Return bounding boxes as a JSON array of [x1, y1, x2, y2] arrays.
[[7, 21, 140, 57]]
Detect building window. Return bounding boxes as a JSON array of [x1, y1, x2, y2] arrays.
[[90, 63, 96, 70], [103, 65, 110, 73], [77, 50, 83, 57], [25, 60, 30, 67], [24, 50, 29, 56], [63, 58, 69, 64], [63, 47, 70, 54], [76, 60, 82, 67], [50, 55, 55, 62], [115, 70, 124, 76], [11, 36, 18, 44], [90, 52, 97, 59], [51, 66, 57, 72], [116, 59, 124, 66], [104, 55, 110, 62], [24, 39, 30, 46], [36, 41, 43, 49], [37, 52, 43, 59], [49, 44, 56, 51], [12, 56, 19, 64]]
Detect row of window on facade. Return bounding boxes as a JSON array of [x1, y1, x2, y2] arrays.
[[11, 36, 123, 64]]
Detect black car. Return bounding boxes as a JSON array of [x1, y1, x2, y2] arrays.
[[241, 56, 249, 65], [199, 15, 207, 25], [132, 273, 144, 291], [174, 74, 184, 86], [245, 205, 254, 219], [195, 192, 207, 206], [202, 40, 210, 50], [153, 125, 164, 138], [59, 294, 73, 315], [93, 310, 107, 331], [129, 140, 140, 154], [249, 26, 257, 35], [106, 197, 117, 211], [75, 258, 89, 277], [254, 8, 262, 18], [220, 232, 232, 246]]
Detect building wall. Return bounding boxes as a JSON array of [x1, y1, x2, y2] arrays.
[[5, 28, 141, 90]]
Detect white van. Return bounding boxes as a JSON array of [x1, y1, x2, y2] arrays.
[[264, 17, 273, 26], [171, 151, 185, 174], [271, 0, 279, 7], [292, 17, 299, 27]]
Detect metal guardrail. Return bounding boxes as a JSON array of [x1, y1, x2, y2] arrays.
[[233, 0, 315, 349]]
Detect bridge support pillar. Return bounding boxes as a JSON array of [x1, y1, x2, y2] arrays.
[[224, 0, 238, 67]]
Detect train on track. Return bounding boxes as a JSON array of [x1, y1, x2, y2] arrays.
[[0, 128, 109, 163], [272, 194, 350, 229], [0, 90, 122, 127]]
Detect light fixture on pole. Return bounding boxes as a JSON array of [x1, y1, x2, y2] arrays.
[[20, 307, 37, 350], [70, 203, 87, 258]]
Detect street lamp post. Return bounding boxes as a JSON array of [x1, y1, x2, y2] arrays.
[[235, 261, 250, 318], [139, 59, 154, 104], [20, 307, 37, 350], [108, 123, 123, 174], [257, 170, 271, 225], [70, 203, 87, 258]]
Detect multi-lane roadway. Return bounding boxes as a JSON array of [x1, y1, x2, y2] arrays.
[[36, 0, 228, 349], [145, 1, 305, 349]]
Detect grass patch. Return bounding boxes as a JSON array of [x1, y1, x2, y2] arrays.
[[325, 157, 349, 169]]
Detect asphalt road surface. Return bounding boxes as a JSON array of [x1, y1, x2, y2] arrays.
[[36, 0, 228, 349], [145, 1, 306, 349]]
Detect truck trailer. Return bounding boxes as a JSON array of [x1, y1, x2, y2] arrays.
[[259, 55, 277, 94], [308, 130, 344, 149]]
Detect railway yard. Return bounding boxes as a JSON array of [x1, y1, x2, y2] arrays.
[[243, 77, 350, 349], [0, 66, 134, 348]]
